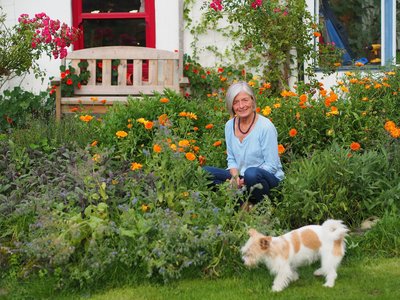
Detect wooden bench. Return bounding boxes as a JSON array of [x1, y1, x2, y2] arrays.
[[52, 46, 187, 120]]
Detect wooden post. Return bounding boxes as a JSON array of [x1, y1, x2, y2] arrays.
[[51, 79, 62, 121]]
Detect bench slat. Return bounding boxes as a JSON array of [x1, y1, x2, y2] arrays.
[[74, 85, 178, 95], [148, 60, 158, 86], [66, 46, 179, 60], [118, 60, 127, 86], [133, 60, 142, 86]]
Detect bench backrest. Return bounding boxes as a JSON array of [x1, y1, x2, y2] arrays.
[[66, 46, 180, 96]]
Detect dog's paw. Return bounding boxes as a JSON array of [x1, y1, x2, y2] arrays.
[[272, 283, 286, 292], [291, 272, 299, 282], [323, 282, 335, 288], [313, 268, 324, 276]]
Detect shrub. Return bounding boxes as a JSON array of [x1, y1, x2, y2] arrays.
[[275, 144, 400, 228]]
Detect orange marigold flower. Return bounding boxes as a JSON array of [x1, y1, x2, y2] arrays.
[[178, 140, 190, 147], [101, 99, 107, 104], [127, 123, 133, 129], [390, 128, 400, 138], [170, 144, 177, 151], [205, 124, 214, 129], [153, 144, 162, 153], [299, 94, 307, 102], [213, 140, 222, 147], [185, 152, 196, 161], [130, 162, 143, 171], [90, 97, 98, 102], [278, 144, 286, 155], [384, 121, 396, 131], [90, 140, 98, 147], [79, 115, 94, 122], [333, 62, 342, 67], [350, 142, 361, 151], [160, 97, 169, 103], [144, 121, 154, 130], [289, 128, 298, 137], [70, 107, 79, 112], [313, 32, 321, 37], [116, 130, 128, 138], [193, 126, 199, 131]]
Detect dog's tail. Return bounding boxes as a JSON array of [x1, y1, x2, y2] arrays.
[[322, 219, 349, 240]]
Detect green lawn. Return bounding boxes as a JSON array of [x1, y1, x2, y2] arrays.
[[86, 257, 400, 300]]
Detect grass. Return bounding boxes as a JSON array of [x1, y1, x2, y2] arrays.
[[2, 257, 398, 299], [87, 258, 400, 300]]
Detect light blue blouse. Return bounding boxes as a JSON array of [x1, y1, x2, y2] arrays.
[[225, 114, 284, 181]]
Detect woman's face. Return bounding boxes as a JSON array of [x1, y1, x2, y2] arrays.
[[232, 91, 254, 118]]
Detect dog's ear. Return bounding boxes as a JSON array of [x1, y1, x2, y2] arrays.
[[259, 237, 270, 250], [248, 228, 258, 237]]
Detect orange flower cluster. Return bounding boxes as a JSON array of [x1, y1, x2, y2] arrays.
[[79, 115, 94, 122], [178, 111, 198, 120], [280, 90, 297, 97], [324, 90, 338, 107], [299, 94, 308, 109], [160, 97, 170, 103], [384, 121, 400, 138], [137, 118, 154, 130]]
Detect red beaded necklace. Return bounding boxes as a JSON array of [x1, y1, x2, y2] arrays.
[[237, 112, 256, 134]]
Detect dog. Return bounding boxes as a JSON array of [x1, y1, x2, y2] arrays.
[[241, 219, 349, 292]]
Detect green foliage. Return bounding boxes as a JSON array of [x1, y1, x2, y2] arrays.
[[0, 87, 54, 132], [185, 0, 329, 89], [348, 214, 400, 259], [275, 144, 400, 228]]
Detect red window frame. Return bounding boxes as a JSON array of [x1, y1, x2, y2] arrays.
[[71, 0, 155, 50]]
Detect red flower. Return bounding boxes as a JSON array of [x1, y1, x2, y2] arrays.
[[66, 78, 73, 85]]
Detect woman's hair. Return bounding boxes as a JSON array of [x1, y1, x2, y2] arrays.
[[225, 81, 256, 117]]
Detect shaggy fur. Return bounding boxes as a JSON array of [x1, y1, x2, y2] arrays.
[[241, 219, 349, 292]]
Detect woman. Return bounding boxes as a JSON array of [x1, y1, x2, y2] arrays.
[[204, 81, 284, 204]]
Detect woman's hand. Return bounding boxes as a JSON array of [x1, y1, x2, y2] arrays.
[[230, 176, 244, 189]]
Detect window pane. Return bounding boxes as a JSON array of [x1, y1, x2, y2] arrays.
[[82, 0, 143, 13], [319, 0, 381, 65], [83, 19, 146, 47]]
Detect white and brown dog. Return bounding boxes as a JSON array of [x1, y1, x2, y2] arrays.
[[241, 219, 349, 292]]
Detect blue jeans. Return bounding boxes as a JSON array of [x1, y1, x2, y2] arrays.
[[203, 166, 280, 203]]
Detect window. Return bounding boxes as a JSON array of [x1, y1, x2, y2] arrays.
[[319, 0, 380, 65], [72, 0, 155, 49], [317, 0, 398, 67]]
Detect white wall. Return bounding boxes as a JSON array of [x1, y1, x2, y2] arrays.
[[155, 0, 180, 52], [182, 1, 231, 67]]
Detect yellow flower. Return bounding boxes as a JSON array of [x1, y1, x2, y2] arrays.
[[130, 162, 143, 171], [262, 106, 272, 116], [137, 118, 146, 124], [116, 131, 128, 138], [90, 97, 98, 102], [141, 204, 149, 212]]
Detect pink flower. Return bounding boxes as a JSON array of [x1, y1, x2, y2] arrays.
[[210, 0, 223, 11], [251, 0, 262, 9]]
